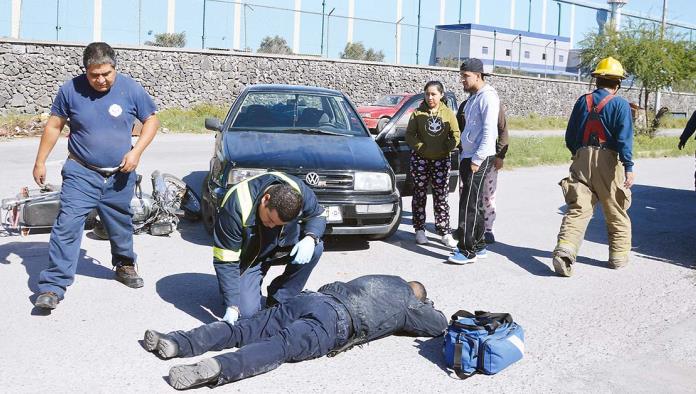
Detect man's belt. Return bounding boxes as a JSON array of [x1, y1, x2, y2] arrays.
[[68, 153, 122, 177]]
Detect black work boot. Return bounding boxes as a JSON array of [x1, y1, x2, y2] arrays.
[[35, 292, 59, 309], [143, 329, 179, 359], [115, 264, 144, 288], [169, 358, 222, 390]]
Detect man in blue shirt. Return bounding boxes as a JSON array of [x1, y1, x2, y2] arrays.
[[33, 42, 159, 309], [552, 57, 634, 277]]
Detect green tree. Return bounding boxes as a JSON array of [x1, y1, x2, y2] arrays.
[[340, 42, 385, 62], [579, 23, 696, 127], [144, 32, 186, 48], [257, 35, 293, 55]]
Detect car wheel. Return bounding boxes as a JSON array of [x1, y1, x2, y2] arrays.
[[201, 174, 215, 234], [377, 117, 391, 132], [365, 198, 402, 241]]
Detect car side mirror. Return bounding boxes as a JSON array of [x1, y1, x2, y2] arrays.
[[205, 117, 222, 131]]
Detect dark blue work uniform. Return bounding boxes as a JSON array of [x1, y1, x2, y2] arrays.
[[166, 275, 447, 386], [38, 73, 157, 299], [213, 172, 326, 317]]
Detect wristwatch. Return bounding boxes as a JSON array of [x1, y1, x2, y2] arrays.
[[305, 232, 321, 245]]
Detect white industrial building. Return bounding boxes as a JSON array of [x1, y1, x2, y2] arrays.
[[430, 23, 574, 76]]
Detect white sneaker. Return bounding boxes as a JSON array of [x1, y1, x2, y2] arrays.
[[415, 230, 428, 244], [441, 234, 458, 248]]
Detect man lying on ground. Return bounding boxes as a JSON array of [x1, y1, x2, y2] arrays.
[[143, 275, 447, 390]]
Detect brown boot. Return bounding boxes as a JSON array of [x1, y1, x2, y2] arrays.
[[115, 264, 144, 288], [552, 248, 575, 277]]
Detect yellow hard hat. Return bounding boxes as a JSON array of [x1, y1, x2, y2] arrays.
[[591, 56, 626, 80]]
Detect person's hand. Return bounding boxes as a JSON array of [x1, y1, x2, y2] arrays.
[[494, 157, 504, 171], [119, 150, 142, 173], [624, 171, 635, 189], [33, 161, 46, 186], [290, 236, 316, 264], [678, 139, 686, 150], [222, 306, 239, 325], [470, 163, 480, 173]]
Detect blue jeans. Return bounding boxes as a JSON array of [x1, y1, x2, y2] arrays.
[[169, 292, 352, 385], [236, 241, 324, 317], [38, 158, 136, 298]]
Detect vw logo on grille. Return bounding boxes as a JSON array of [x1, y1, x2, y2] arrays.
[[305, 172, 320, 186]]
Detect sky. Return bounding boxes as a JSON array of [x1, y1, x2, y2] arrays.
[[0, 0, 694, 65]]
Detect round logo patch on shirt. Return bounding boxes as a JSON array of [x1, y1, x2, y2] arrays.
[[108, 104, 123, 118], [427, 116, 443, 136]]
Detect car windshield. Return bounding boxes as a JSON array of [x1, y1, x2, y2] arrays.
[[373, 95, 405, 107], [229, 92, 366, 136]]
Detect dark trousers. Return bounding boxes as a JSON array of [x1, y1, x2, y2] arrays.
[[169, 292, 352, 385], [455, 156, 494, 255], [236, 241, 324, 318], [38, 158, 136, 298]]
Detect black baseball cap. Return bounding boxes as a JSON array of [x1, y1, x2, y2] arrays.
[[459, 58, 489, 75]]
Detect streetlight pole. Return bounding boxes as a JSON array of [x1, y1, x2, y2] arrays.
[[517, 34, 522, 71], [552, 38, 557, 71], [327, 8, 335, 57], [527, 0, 532, 32], [510, 34, 519, 74], [492, 30, 497, 68], [544, 40, 553, 78], [201, 0, 207, 49], [320, 0, 326, 56], [557, 2, 561, 36], [416, 0, 421, 64]]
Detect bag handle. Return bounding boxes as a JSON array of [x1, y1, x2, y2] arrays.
[[451, 310, 514, 333], [452, 333, 475, 380]]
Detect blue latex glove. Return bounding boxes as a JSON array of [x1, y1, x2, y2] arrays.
[[290, 236, 315, 264]]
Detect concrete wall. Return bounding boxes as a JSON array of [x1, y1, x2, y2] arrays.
[[1, 39, 695, 119]]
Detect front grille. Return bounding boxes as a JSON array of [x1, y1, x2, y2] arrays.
[[287, 170, 354, 191]]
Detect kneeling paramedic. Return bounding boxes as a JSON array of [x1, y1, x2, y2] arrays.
[[553, 56, 634, 277], [143, 275, 447, 389], [213, 172, 326, 324]]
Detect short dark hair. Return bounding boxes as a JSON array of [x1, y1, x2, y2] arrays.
[[596, 77, 620, 90], [83, 42, 117, 69], [265, 184, 303, 222], [408, 281, 427, 302]]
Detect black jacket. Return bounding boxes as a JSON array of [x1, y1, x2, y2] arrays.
[[319, 275, 447, 355]]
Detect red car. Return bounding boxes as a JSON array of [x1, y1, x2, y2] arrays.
[[357, 94, 414, 132]]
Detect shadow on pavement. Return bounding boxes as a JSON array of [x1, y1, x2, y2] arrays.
[[488, 242, 607, 276], [581, 184, 696, 268], [414, 337, 451, 376], [156, 272, 223, 324], [0, 241, 114, 305]]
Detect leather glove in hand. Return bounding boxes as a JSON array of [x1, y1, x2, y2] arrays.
[[222, 306, 239, 325], [290, 236, 315, 264]]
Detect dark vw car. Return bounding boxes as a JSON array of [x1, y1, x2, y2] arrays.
[[376, 92, 460, 196], [201, 84, 401, 239]]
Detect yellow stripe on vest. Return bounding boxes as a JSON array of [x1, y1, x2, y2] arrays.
[[213, 246, 240, 262]]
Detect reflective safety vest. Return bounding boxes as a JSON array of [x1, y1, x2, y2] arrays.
[[212, 172, 303, 264]]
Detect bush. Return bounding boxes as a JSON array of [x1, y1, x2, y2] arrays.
[[258, 36, 293, 55], [340, 42, 384, 62], [145, 32, 186, 48]]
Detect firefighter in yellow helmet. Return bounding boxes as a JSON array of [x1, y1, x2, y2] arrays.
[[552, 56, 634, 277]]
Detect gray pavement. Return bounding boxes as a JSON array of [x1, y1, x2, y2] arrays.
[[1, 134, 695, 393]]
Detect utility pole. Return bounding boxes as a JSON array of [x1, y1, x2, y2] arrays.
[[416, 0, 421, 64], [320, 0, 326, 56], [458, 0, 462, 24], [201, 0, 206, 49], [660, 0, 667, 39], [55, 0, 61, 41], [557, 2, 561, 36], [527, 0, 532, 32]]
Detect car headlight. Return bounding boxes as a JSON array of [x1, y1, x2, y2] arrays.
[[354, 172, 392, 192], [227, 168, 266, 186]]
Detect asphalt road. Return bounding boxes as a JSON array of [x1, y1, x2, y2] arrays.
[[1, 134, 695, 393]]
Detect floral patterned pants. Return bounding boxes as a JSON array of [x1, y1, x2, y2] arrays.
[[409, 153, 452, 235], [482, 168, 499, 232]]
